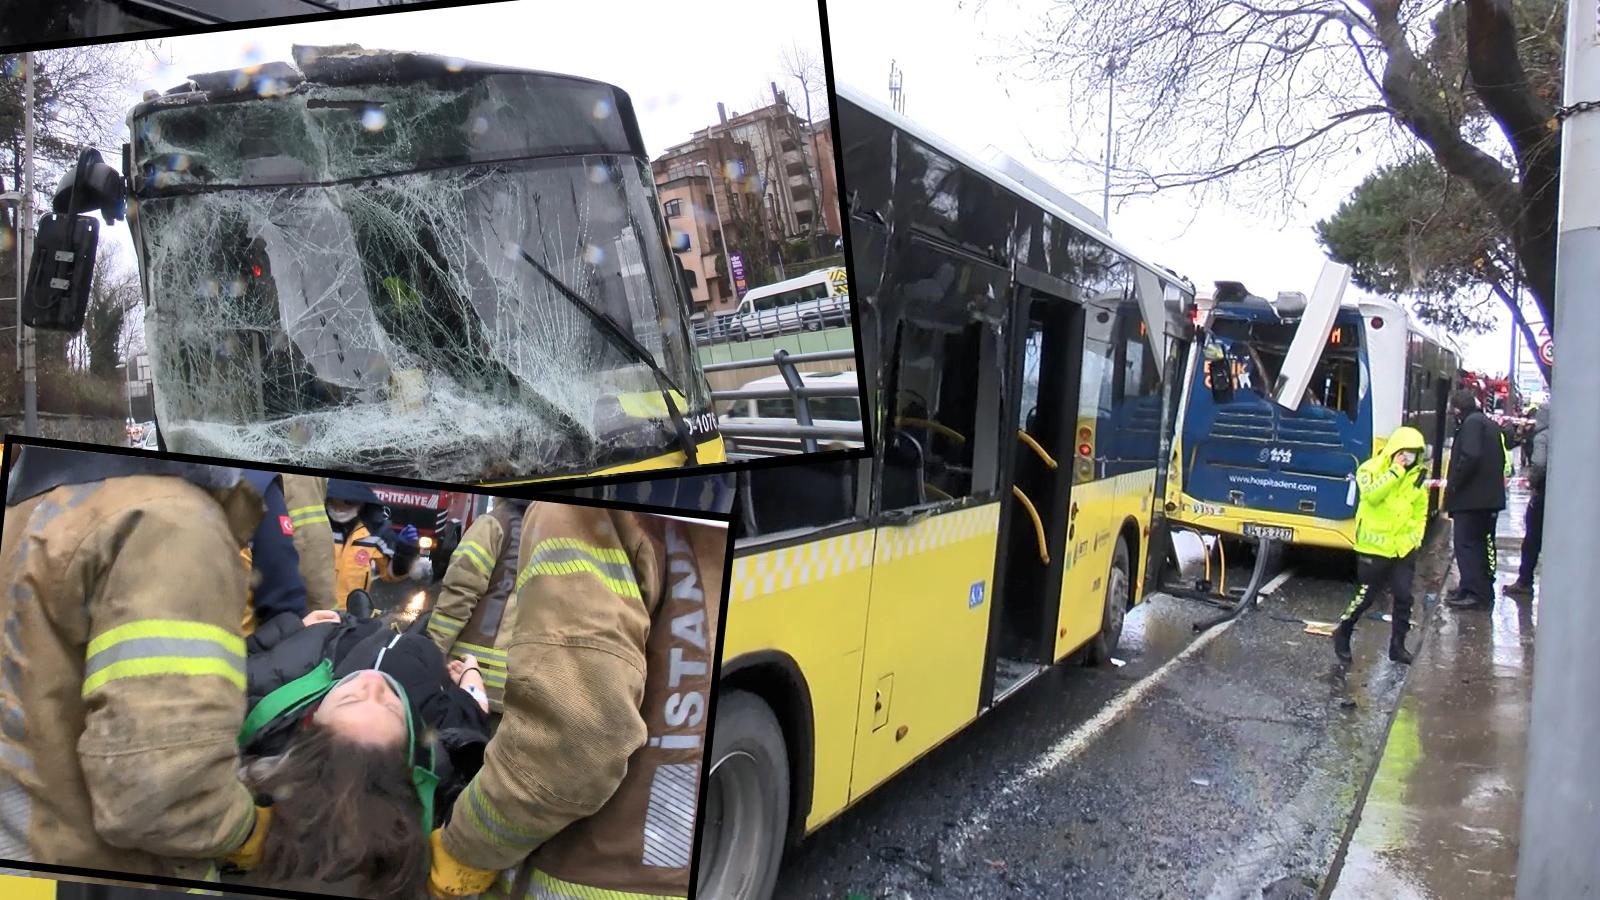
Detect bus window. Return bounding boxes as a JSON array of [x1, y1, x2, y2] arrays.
[[1078, 308, 1116, 484], [738, 460, 859, 538], [880, 249, 1005, 511]]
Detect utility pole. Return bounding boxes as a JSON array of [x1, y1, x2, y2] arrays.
[[888, 60, 905, 114], [1102, 55, 1120, 227], [695, 160, 733, 303], [20, 51, 38, 437], [1509, 269, 1520, 399], [1516, 0, 1600, 896]]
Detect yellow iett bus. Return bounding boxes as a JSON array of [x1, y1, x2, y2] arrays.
[[698, 87, 1195, 899]]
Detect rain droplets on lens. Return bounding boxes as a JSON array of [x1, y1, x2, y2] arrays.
[[592, 99, 614, 121]]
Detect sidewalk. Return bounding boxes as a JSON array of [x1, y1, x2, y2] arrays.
[[1326, 482, 1538, 899]]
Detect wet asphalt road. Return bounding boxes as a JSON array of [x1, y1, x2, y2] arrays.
[[772, 530, 1454, 900]]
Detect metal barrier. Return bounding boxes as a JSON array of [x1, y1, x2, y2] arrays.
[[692, 297, 852, 345], [708, 347, 865, 458]]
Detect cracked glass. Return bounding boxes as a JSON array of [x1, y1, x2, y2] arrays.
[[128, 65, 713, 482]]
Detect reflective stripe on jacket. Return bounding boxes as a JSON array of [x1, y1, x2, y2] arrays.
[[1354, 426, 1431, 559], [282, 475, 336, 612], [0, 474, 261, 878], [456, 508, 725, 900], [428, 503, 522, 712]]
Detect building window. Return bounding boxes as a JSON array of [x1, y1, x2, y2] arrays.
[[663, 199, 682, 219]]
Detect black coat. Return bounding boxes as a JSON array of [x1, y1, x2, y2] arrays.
[[244, 611, 490, 827], [1443, 410, 1508, 513]]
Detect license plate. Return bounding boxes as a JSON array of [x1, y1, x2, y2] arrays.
[[1242, 523, 1294, 542]]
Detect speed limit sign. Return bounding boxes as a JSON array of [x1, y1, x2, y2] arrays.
[[1539, 339, 1554, 366]]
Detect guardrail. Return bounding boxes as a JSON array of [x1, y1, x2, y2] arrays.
[[692, 296, 852, 345], [708, 347, 866, 459]]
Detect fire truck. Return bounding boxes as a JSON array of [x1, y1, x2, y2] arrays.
[[365, 483, 481, 583]]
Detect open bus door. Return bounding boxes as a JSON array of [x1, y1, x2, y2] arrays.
[[1270, 261, 1350, 410], [983, 273, 1086, 707]]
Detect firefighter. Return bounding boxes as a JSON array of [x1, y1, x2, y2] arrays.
[[1334, 426, 1432, 665], [425, 497, 533, 714], [426, 503, 724, 900], [283, 474, 338, 612], [0, 446, 272, 881], [326, 479, 422, 613]]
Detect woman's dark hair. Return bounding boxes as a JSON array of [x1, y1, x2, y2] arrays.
[[243, 723, 430, 900]]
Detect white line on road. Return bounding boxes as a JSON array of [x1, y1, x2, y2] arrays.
[[943, 568, 1297, 859]]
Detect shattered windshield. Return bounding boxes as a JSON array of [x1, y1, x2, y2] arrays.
[[129, 69, 712, 481]]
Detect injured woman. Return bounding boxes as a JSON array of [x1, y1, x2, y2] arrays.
[[227, 600, 493, 899]]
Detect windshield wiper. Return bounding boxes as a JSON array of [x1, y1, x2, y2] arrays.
[[514, 248, 699, 466]]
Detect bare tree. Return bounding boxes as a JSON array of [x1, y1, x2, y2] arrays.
[[990, 0, 1565, 327]]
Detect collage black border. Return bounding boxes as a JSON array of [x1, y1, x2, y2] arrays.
[[0, 0, 862, 894]]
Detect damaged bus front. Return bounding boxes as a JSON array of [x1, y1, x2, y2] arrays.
[[34, 46, 725, 483]]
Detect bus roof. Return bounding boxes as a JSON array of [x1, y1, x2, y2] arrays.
[[835, 84, 1182, 291]]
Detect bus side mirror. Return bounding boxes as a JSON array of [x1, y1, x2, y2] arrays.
[[22, 149, 127, 334], [1208, 358, 1235, 404], [23, 213, 99, 333]]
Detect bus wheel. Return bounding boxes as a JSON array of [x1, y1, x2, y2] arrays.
[[1085, 537, 1131, 666], [697, 691, 789, 900]]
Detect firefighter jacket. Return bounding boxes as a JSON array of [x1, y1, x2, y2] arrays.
[[331, 518, 418, 608], [1354, 426, 1431, 559], [426, 501, 529, 713], [438, 504, 724, 899], [0, 448, 264, 881], [283, 475, 337, 612]]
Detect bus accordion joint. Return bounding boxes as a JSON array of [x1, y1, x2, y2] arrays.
[[1017, 429, 1059, 469], [1010, 486, 1051, 566]]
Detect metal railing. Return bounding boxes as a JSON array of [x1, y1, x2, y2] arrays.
[[692, 296, 852, 345], [708, 347, 865, 460]]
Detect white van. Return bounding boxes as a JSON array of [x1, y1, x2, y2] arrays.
[[730, 267, 850, 339], [718, 370, 863, 454]]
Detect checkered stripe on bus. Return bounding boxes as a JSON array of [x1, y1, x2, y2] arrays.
[[731, 505, 1001, 602]]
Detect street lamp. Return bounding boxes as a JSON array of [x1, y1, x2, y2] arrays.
[[694, 160, 734, 304]]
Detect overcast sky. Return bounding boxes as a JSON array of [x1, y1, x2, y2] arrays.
[[826, 0, 1535, 378], [91, 0, 822, 267]]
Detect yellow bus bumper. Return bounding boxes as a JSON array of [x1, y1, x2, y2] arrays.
[[477, 434, 727, 488], [1170, 492, 1356, 551]]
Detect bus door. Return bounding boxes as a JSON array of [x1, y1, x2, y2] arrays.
[[849, 241, 1007, 801], [983, 282, 1084, 706]]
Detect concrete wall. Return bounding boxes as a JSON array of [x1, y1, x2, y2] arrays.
[[1, 414, 128, 448]]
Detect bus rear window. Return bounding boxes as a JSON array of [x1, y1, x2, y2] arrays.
[[1205, 316, 1362, 420]]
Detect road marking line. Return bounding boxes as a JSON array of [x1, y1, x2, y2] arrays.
[[944, 569, 1296, 859]]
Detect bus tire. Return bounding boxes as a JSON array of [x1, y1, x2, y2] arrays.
[[697, 691, 790, 900], [1085, 537, 1131, 666]]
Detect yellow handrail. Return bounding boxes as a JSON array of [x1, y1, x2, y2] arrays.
[[1010, 486, 1051, 566], [1017, 430, 1059, 470]]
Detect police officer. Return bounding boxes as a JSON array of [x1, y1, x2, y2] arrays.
[[1334, 426, 1432, 665], [1506, 402, 1551, 598], [1442, 389, 1509, 609], [426, 503, 723, 900]]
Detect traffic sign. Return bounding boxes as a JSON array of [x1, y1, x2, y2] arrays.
[[1539, 339, 1554, 366]]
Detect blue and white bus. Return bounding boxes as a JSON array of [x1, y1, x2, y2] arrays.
[[1168, 266, 1460, 551]]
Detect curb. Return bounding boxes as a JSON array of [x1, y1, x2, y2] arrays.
[[1316, 529, 1458, 900]]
